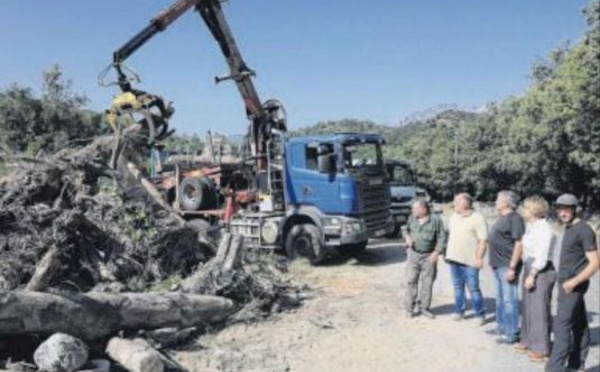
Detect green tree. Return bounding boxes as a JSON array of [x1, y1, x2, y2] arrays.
[[0, 65, 103, 156]]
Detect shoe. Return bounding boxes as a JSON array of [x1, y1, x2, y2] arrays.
[[421, 309, 436, 319], [513, 343, 528, 353], [496, 336, 518, 345], [405, 311, 415, 319], [527, 351, 548, 362], [485, 329, 503, 336], [476, 316, 486, 326], [452, 313, 464, 321]]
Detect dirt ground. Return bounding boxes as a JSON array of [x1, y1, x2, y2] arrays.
[[174, 238, 600, 372]]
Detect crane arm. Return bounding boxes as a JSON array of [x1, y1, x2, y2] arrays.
[[113, 0, 200, 65], [196, 0, 264, 120], [106, 0, 286, 175]]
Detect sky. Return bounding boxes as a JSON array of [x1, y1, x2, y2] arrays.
[[0, 0, 591, 135]]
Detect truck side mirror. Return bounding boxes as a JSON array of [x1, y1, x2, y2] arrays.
[[318, 153, 335, 174]]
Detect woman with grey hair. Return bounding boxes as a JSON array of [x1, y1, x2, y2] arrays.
[[516, 195, 556, 362]]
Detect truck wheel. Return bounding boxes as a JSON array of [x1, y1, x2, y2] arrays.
[[337, 240, 368, 257], [384, 223, 400, 239], [179, 177, 216, 211], [285, 224, 326, 265]]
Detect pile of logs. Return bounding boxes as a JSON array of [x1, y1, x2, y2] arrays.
[[0, 232, 259, 371], [0, 137, 306, 371]]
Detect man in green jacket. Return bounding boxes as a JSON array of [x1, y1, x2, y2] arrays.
[[404, 199, 447, 319]]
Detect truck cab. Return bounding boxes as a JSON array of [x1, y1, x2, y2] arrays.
[[231, 132, 391, 263], [385, 159, 429, 237]]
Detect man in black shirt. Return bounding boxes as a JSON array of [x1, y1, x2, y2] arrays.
[[546, 194, 599, 372], [488, 191, 525, 344]]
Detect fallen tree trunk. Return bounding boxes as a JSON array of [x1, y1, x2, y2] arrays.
[[181, 232, 244, 294], [125, 162, 185, 224], [0, 291, 234, 341]]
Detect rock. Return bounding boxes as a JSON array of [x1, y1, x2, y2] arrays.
[[34, 333, 89, 372]]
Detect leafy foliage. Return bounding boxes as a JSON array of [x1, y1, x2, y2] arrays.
[[0, 65, 104, 157]]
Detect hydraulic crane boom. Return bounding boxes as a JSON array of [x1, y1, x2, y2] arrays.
[[113, 0, 199, 65], [109, 0, 284, 175]]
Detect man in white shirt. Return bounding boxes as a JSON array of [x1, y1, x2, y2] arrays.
[[445, 193, 488, 324]]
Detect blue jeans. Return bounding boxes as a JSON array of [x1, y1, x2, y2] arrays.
[[493, 267, 520, 341], [449, 262, 484, 317]]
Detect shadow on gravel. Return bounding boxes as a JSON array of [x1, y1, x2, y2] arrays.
[[429, 303, 455, 316], [353, 242, 407, 267], [430, 297, 497, 322], [590, 325, 599, 347], [321, 240, 407, 267]]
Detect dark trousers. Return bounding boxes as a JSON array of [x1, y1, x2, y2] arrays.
[[545, 281, 590, 372], [521, 260, 556, 355], [405, 249, 437, 312]]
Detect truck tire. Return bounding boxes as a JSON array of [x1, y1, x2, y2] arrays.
[[179, 177, 216, 211], [336, 240, 368, 257], [285, 224, 326, 265]]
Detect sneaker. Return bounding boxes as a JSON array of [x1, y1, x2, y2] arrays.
[[476, 316, 486, 326], [421, 309, 436, 319], [496, 336, 518, 345], [452, 313, 464, 321], [485, 329, 503, 336]]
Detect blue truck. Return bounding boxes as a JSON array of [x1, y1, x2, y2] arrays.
[[230, 132, 391, 263]]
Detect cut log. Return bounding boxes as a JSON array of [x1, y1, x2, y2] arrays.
[[25, 246, 62, 292], [106, 338, 164, 372], [0, 291, 234, 341], [222, 234, 243, 273], [125, 162, 185, 224], [214, 232, 232, 265], [180, 232, 245, 294]]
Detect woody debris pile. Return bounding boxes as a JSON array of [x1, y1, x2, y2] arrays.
[[0, 136, 305, 372]]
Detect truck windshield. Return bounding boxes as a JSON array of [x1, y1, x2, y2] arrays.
[[388, 164, 416, 186], [342, 142, 384, 172]]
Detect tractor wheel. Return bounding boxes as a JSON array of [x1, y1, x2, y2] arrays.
[[179, 178, 216, 211]]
